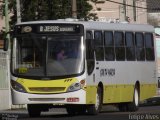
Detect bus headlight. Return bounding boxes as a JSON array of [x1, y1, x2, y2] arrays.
[[11, 80, 27, 93], [67, 83, 81, 92]]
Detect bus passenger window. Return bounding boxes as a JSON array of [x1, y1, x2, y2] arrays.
[[94, 31, 104, 61], [125, 32, 135, 61], [114, 31, 125, 61], [104, 31, 115, 61], [86, 31, 93, 39], [94, 31, 103, 45], [135, 33, 145, 61], [145, 33, 155, 61]]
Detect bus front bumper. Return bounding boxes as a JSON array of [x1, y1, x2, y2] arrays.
[[11, 88, 86, 105]]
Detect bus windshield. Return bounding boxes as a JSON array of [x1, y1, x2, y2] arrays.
[[12, 35, 84, 78]]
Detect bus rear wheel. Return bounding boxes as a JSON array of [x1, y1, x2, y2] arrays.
[[87, 87, 102, 115], [118, 86, 139, 112], [127, 86, 139, 112], [27, 104, 41, 117]]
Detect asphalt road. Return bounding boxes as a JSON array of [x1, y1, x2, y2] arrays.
[[1, 105, 160, 120]]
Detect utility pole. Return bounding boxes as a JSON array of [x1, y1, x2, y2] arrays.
[[133, 0, 136, 22], [5, 0, 11, 109], [16, 0, 21, 23], [71, 0, 77, 18], [123, 0, 126, 21], [5, 0, 9, 34]]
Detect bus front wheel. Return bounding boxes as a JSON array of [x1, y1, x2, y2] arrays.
[[87, 87, 102, 115], [27, 104, 41, 117], [66, 105, 86, 115]]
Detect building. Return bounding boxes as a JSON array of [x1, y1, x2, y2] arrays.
[[147, 0, 160, 13], [146, 0, 160, 26], [90, 0, 148, 24]]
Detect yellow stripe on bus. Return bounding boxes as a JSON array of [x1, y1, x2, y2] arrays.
[[86, 84, 157, 104]]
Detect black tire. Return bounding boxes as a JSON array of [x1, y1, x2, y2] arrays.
[[76, 105, 87, 115], [87, 87, 102, 115], [118, 103, 128, 112], [127, 86, 139, 112], [66, 105, 77, 116], [66, 105, 86, 116], [27, 104, 41, 117]]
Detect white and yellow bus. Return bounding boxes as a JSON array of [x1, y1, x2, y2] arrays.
[[6, 19, 157, 117]]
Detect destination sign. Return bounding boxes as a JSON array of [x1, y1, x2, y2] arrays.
[[39, 26, 75, 32], [15, 24, 83, 35]]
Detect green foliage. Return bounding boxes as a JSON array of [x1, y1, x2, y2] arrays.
[[0, 0, 101, 32], [8, 0, 98, 24], [0, 0, 5, 16], [77, 0, 93, 20], [8, 0, 16, 29], [0, 29, 6, 40], [45, 0, 72, 20]]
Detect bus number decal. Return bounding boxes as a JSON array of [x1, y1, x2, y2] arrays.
[[100, 68, 115, 77], [64, 79, 73, 82]]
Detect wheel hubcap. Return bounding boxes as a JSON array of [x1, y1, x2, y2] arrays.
[[134, 88, 139, 106], [95, 92, 100, 110]]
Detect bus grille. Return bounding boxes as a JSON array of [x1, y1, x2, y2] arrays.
[[28, 98, 65, 101], [28, 87, 65, 93]]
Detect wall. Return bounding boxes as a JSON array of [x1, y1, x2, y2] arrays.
[[89, 0, 147, 24], [0, 50, 11, 110]]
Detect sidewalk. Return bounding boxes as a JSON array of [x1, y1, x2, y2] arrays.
[[0, 108, 27, 114], [0, 108, 67, 114]]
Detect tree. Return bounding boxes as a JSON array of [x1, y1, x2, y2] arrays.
[[8, 0, 16, 28], [45, 0, 71, 20], [0, 0, 100, 33], [7, 0, 98, 26], [77, 0, 94, 20], [0, 0, 5, 17]]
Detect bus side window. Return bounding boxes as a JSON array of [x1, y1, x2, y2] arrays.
[[86, 31, 93, 39], [86, 31, 94, 60], [145, 33, 155, 61], [86, 31, 95, 75], [125, 32, 135, 61], [94, 31, 104, 61], [104, 31, 115, 61], [135, 32, 145, 61], [114, 31, 125, 61]]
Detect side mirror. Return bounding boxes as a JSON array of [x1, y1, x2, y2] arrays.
[[3, 31, 12, 51], [3, 38, 9, 51]]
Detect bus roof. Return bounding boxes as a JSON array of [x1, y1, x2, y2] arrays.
[[16, 20, 154, 33]]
